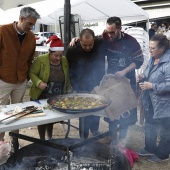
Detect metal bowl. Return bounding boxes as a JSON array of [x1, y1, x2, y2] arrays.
[[47, 93, 112, 114]]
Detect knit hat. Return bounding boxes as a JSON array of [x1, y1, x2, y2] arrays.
[[46, 35, 64, 51]]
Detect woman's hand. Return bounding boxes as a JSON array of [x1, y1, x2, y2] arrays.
[[139, 81, 153, 90], [136, 74, 144, 82], [38, 82, 47, 90], [69, 37, 79, 46]]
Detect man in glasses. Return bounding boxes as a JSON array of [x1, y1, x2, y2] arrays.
[[102, 17, 144, 145], [69, 17, 143, 144], [0, 7, 40, 152]]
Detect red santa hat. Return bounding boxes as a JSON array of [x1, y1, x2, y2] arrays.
[[46, 35, 64, 51]]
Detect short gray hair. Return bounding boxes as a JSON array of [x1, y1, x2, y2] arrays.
[[20, 7, 40, 19]]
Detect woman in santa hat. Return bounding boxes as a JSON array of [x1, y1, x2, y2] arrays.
[[29, 35, 72, 140]]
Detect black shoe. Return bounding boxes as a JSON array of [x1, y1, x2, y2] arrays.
[[147, 155, 169, 162], [137, 149, 154, 156], [91, 131, 100, 136]]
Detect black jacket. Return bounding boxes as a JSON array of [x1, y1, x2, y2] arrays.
[[66, 37, 105, 92]]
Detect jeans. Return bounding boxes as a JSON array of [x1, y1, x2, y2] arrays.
[[37, 123, 54, 140], [157, 119, 170, 159], [79, 115, 100, 139], [105, 107, 137, 141], [144, 105, 170, 159]]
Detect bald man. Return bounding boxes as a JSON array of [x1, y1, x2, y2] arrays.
[[66, 28, 105, 139]]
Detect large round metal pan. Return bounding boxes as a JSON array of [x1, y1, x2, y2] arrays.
[[47, 93, 112, 114]]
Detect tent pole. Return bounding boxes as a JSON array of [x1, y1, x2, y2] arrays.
[[55, 11, 58, 34], [64, 0, 71, 53], [146, 19, 149, 33]]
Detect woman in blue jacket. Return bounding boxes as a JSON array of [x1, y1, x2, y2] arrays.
[[138, 34, 170, 162]]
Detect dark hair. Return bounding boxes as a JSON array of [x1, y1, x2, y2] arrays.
[[151, 23, 157, 27], [106, 17, 122, 28], [162, 21, 169, 29], [150, 34, 170, 51], [80, 28, 95, 39]]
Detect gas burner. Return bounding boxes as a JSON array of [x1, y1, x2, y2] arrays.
[[4, 136, 126, 170]]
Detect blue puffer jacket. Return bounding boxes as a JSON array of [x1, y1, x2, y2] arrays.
[[143, 49, 170, 119]]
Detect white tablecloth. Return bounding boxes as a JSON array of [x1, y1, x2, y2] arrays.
[[0, 100, 105, 133]]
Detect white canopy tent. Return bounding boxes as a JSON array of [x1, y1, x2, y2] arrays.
[[145, 6, 170, 21], [0, 8, 4, 15], [0, 0, 63, 25], [0, 0, 149, 26]]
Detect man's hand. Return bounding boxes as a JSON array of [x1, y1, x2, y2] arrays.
[[139, 82, 152, 90], [69, 37, 79, 46], [38, 82, 47, 90], [114, 70, 127, 78]]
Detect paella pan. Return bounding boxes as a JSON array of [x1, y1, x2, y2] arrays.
[[47, 93, 112, 114]]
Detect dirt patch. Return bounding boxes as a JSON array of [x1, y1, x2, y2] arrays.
[[3, 88, 170, 170]]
